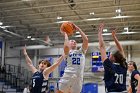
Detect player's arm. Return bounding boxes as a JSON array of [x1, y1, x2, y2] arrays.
[[112, 30, 125, 58], [43, 55, 64, 79], [43, 33, 69, 78], [98, 23, 107, 62], [63, 32, 69, 56], [134, 74, 140, 93], [60, 29, 69, 57], [23, 45, 37, 73], [127, 78, 132, 93], [74, 24, 88, 53], [127, 86, 132, 93]]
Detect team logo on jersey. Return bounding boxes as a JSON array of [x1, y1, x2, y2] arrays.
[[42, 81, 48, 86], [32, 76, 40, 78], [41, 81, 48, 92], [78, 54, 82, 57], [41, 87, 46, 92], [69, 53, 83, 57]]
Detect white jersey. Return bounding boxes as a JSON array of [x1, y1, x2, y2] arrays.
[[64, 47, 86, 78]]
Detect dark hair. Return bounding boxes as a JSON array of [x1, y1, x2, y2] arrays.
[[128, 61, 137, 70], [113, 50, 127, 68], [38, 60, 51, 67]]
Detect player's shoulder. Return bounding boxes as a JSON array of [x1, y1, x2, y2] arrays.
[[78, 47, 87, 54], [132, 70, 140, 75], [103, 58, 112, 65], [33, 71, 43, 76]]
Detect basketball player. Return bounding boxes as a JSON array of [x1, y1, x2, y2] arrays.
[[98, 23, 127, 93], [23, 32, 69, 93], [57, 23, 88, 93], [127, 61, 140, 93]]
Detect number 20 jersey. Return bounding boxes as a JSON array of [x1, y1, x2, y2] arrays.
[[64, 47, 86, 78], [103, 58, 127, 92]]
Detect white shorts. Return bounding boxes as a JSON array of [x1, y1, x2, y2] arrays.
[[57, 73, 83, 93]]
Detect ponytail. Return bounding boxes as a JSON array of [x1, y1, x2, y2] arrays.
[[113, 51, 127, 68]]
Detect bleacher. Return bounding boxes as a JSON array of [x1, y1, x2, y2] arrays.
[[0, 64, 32, 93]]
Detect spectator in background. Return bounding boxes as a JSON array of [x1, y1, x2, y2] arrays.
[[23, 84, 30, 93], [1, 65, 6, 74], [127, 61, 140, 93], [0, 65, 6, 81]]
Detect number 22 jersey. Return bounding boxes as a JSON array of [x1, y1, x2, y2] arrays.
[[64, 47, 86, 78]]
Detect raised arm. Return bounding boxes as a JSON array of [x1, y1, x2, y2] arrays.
[[43, 33, 69, 79], [112, 30, 125, 57], [74, 24, 88, 53], [23, 46, 37, 73], [98, 23, 107, 62], [60, 29, 69, 56], [63, 32, 69, 56]]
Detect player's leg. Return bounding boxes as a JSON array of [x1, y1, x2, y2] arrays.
[[71, 78, 83, 93], [56, 75, 72, 93], [56, 73, 76, 93], [56, 82, 71, 93], [56, 90, 63, 93]]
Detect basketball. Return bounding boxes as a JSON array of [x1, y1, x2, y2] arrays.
[[60, 22, 76, 36]]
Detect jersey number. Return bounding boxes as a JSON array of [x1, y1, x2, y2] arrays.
[[72, 58, 80, 65], [33, 79, 35, 87], [114, 73, 123, 84]]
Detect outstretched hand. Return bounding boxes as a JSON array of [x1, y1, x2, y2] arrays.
[[72, 23, 81, 31], [98, 23, 104, 33], [112, 28, 117, 37], [60, 28, 69, 36], [112, 30, 116, 36], [23, 45, 27, 56], [60, 28, 65, 36]]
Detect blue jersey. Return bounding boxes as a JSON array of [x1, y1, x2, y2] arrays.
[[131, 70, 140, 93], [31, 71, 48, 93], [103, 58, 127, 92]]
